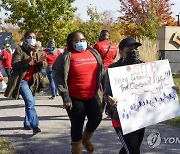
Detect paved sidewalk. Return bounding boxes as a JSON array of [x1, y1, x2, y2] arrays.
[[0, 90, 180, 154]]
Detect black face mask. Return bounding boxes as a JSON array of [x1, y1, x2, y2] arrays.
[[126, 51, 140, 64]]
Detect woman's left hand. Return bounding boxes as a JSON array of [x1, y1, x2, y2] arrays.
[[39, 54, 46, 63], [172, 86, 179, 94], [64, 102, 73, 110]]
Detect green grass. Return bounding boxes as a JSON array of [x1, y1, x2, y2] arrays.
[[163, 117, 180, 127], [0, 137, 15, 154]]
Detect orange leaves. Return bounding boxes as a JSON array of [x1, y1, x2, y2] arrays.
[[118, 0, 174, 39]]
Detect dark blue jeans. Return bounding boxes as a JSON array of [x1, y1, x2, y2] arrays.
[[46, 70, 57, 97], [20, 80, 39, 128]]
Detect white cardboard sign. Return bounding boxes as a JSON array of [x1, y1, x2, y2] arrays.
[[108, 59, 180, 135]]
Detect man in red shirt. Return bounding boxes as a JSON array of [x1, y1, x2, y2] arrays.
[[44, 40, 61, 99], [0, 43, 12, 79], [93, 30, 118, 70], [93, 30, 118, 115]]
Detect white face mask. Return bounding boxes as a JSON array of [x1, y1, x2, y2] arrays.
[[75, 42, 87, 52], [26, 38, 36, 46]]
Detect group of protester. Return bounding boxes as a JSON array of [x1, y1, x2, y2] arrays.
[[2, 29, 150, 154]]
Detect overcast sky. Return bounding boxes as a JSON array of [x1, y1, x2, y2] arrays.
[[72, 0, 180, 21]]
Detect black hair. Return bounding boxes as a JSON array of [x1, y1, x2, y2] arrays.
[[3, 42, 10, 49], [99, 30, 109, 41], [100, 30, 109, 34], [3, 42, 10, 46], [24, 30, 36, 39], [66, 30, 85, 51]]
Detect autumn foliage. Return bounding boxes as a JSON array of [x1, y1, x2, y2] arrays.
[[118, 0, 175, 39]]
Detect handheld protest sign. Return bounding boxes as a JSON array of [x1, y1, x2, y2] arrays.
[[108, 59, 180, 135]]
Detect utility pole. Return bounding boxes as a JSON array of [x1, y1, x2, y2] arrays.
[[176, 14, 180, 26]]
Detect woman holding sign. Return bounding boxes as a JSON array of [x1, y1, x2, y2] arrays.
[[104, 38, 145, 154]]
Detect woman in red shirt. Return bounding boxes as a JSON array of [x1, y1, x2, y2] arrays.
[[53, 31, 105, 154], [5, 31, 46, 135]]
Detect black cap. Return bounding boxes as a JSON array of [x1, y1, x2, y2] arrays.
[[119, 38, 142, 50]]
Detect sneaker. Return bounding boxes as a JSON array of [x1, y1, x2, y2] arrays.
[[33, 127, 41, 135], [24, 124, 32, 130], [49, 96, 56, 99]]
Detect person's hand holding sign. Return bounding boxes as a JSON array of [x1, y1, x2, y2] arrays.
[[108, 96, 118, 107], [172, 86, 179, 94]]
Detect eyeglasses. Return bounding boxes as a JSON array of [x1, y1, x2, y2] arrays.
[[73, 38, 86, 43]]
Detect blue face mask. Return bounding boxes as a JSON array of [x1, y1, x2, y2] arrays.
[[75, 42, 87, 52], [26, 38, 36, 46]]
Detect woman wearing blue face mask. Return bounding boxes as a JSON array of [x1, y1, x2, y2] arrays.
[[53, 31, 105, 154], [4, 30, 46, 135]]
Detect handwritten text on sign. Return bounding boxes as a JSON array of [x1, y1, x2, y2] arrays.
[[108, 60, 180, 135]]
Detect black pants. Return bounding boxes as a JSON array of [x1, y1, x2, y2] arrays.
[[101, 75, 108, 112], [66, 95, 102, 142], [114, 127, 145, 154], [5, 68, 11, 79]]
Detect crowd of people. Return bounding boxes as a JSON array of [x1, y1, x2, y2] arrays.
[[1, 29, 176, 154]]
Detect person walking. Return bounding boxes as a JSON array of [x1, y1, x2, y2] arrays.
[[0, 43, 13, 80], [93, 30, 118, 70], [93, 30, 118, 116], [104, 38, 145, 154], [53, 30, 104, 154], [4, 30, 46, 135], [43, 40, 61, 99]]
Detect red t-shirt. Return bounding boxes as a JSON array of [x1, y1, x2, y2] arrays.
[[68, 50, 99, 100], [93, 40, 118, 70], [112, 119, 121, 128], [44, 49, 61, 66], [23, 64, 35, 82], [1, 49, 12, 68]]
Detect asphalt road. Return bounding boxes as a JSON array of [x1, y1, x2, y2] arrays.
[[0, 90, 180, 154]]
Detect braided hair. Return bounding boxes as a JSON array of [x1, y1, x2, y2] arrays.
[[66, 30, 85, 51]]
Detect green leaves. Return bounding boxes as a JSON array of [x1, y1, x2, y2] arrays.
[[75, 6, 102, 46], [1, 0, 76, 47]]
